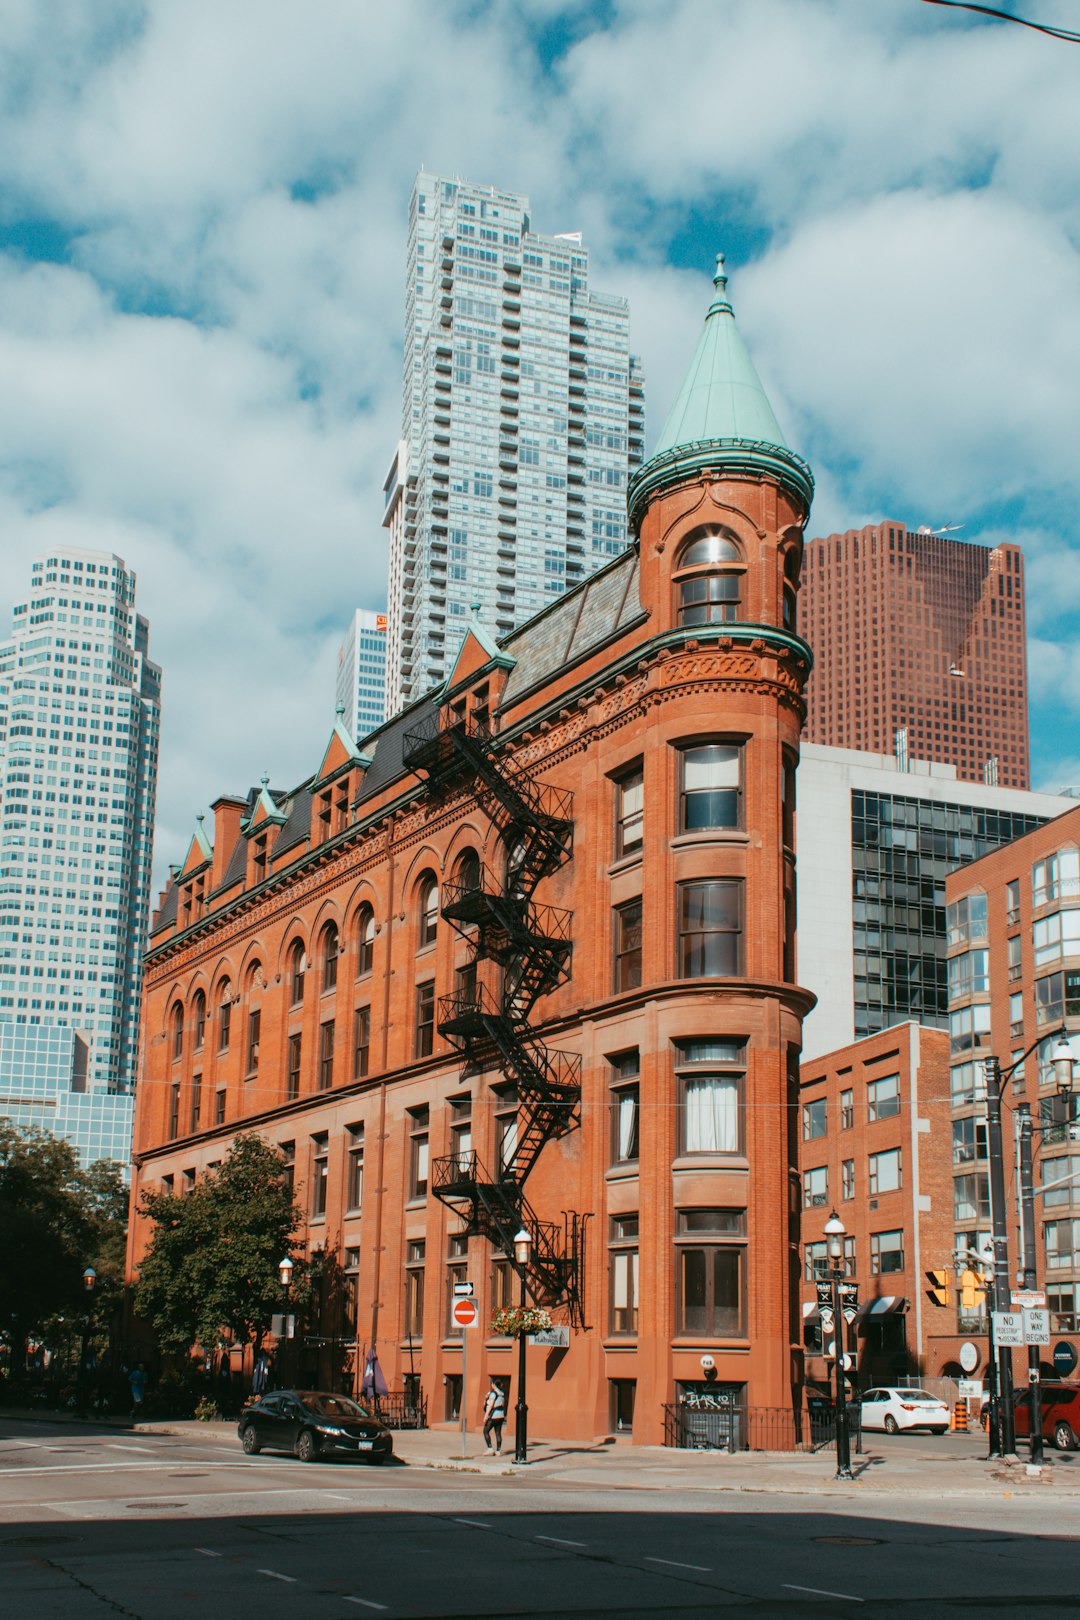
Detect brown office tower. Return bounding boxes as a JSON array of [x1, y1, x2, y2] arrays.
[[800, 523, 1029, 789]]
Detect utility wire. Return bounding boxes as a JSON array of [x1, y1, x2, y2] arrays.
[[918, 0, 1080, 42]]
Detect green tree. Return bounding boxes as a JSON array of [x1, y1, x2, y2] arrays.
[[134, 1133, 307, 1356], [0, 1122, 127, 1373]]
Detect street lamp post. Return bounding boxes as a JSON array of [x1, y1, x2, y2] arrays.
[[823, 1212, 854, 1482], [278, 1256, 294, 1388], [77, 1266, 96, 1418], [513, 1227, 532, 1465]]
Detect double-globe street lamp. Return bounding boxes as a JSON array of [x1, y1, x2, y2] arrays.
[[513, 1226, 532, 1465], [76, 1265, 96, 1418], [823, 1211, 855, 1482], [278, 1255, 294, 1388]]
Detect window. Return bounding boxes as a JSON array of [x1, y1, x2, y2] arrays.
[[951, 1061, 987, 1106], [189, 1075, 202, 1132], [951, 1002, 991, 1053], [1009, 933, 1023, 979], [676, 1040, 744, 1155], [168, 1082, 180, 1139], [409, 1106, 429, 1199], [613, 898, 643, 991], [609, 1214, 639, 1335], [868, 1148, 902, 1194], [1045, 1218, 1080, 1270], [280, 1141, 295, 1191], [674, 531, 743, 626], [192, 991, 206, 1051], [287, 1033, 301, 1100], [1034, 911, 1080, 967], [805, 1241, 829, 1281], [418, 874, 439, 947], [803, 1166, 828, 1208], [171, 1003, 183, 1061], [954, 1172, 990, 1223], [840, 1088, 854, 1129], [867, 1074, 900, 1121], [343, 1246, 360, 1333], [679, 744, 741, 831], [318, 1019, 335, 1090], [346, 1125, 364, 1210], [953, 1116, 988, 1165], [449, 1095, 472, 1176], [214, 1087, 226, 1126], [446, 1233, 469, 1335], [311, 1134, 329, 1218], [353, 1005, 371, 1080], [842, 1159, 855, 1199], [405, 1239, 425, 1336], [676, 1209, 746, 1336], [677, 880, 743, 977], [321, 924, 339, 993], [415, 981, 435, 1058], [288, 940, 306, 1006], [615, 766, 643, 858], [1006, 878, 1021, 924], [946, 892, 988, 947], [1033, 848, 1080, 908], [495, 1088, 519, 1176], [356, 904, 376, 975], [802, 1098, 827, 1140], [610, 1052, 640, 1165], [218, 987, 232, 1052], [491, 1256, 514, 1314], [948, 949, 990, 999], [246, 1007, 261, 1075], [1035, 969, 1080, 1025], [869, 1229, 904, 1274]]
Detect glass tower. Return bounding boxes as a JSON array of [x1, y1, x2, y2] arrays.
[[0, 547, 161, 1096], [387, 171, 645, 710], [336, 608, 388, 739]]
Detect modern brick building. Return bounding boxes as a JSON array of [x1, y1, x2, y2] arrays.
[[937, 804, 1080, 1377], [800, 523, 1030, 790], [129, 258, 817, 1446], [799, 1024, 953, 1388]]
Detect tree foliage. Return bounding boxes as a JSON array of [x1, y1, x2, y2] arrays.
[[0, 1121, 128, 1363], [134, 1133, 308, 1354]]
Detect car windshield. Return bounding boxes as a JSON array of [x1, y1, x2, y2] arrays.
[[301, 1394, 371, 1421]]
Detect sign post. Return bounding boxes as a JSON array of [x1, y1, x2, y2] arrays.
[[451, 1293, 478, 1455]]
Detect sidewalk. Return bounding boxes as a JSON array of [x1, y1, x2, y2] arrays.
[[133, 1416, 1080, 1498]]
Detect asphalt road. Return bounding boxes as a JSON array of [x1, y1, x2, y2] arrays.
[[1, 1421, 1077, 1618]]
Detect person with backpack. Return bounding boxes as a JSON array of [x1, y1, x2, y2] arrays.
[[482, 1377, 506, 1454]]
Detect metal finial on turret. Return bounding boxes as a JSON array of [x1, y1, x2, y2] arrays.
[[260, 770, 269, 789], [714, 252, 728, 292], [335, 701, 345, 721], [470, 598, 481, 618]]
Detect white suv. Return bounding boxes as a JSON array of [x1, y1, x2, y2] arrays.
[[860, 1387, 951, 1434]]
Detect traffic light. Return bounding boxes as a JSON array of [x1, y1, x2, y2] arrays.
[[926, 1269, 951, 1308], [960, 1267, 985, 1312]]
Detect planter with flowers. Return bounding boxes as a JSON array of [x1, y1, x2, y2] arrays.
[[490, 1305, 553, 1338]]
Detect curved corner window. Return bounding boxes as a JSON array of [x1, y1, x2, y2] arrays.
[[674, 531, 744, 627], [679, 744, 741, 831]]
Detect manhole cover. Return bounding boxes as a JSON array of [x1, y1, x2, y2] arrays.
[[813, 1535, 883, 1547], [169, 1473, 208, 1479], [126, 1502, 185, 1510], [2, 1535, 80, 1548]]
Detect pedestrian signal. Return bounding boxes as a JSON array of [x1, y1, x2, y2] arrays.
[[926, 1269, 951, 1308]]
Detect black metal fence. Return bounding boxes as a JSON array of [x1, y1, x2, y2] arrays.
[[663, 1402, 862, 1454], [366, 1389, 428, 1430]]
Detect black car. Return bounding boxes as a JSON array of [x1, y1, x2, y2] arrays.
[[238, 1390, 394, 1463]]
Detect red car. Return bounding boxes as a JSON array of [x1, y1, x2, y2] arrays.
[[982, 1384, 1080, 1451]]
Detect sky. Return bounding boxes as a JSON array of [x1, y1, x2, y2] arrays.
[[1, 0, 1078, 897]]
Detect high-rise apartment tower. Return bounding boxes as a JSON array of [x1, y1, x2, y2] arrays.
[[386, 172, 645, 711], [800, 523, 1029, 789], [0, 548, 161, 1095]]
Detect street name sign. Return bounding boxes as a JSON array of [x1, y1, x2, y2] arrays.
[[527, 1326, 570, 1347], [1011, 1290, 1046, 1309]]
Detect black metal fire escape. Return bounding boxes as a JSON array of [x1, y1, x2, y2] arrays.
[[403, 710, 586, 1324]]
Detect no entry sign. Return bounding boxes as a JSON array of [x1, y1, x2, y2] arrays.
[[452, 1297, 479, 1328]]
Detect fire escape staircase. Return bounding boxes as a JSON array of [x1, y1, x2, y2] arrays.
[[403, 712, 586, 1323]]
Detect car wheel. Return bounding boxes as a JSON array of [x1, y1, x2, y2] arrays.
[[931, 1427, 948, 1436], [367, 1453, 387, 1466], [883, 1414, 899, 1434], [296, 1429, 319, 1463], [241, 1425, 261, 1455], [1054, 1421, 1078, 1453]]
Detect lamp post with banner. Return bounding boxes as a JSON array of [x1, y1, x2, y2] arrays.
[[823, 1211, 857, 1481]]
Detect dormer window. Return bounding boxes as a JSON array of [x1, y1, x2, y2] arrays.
[[253, 835, 268, 883], [674, 531, 744, 626]]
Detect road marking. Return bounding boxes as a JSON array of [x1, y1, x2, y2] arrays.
[[194, 1547, 221, 1558], [324, 1493, 356, 1502], [645, 1556, 711, 1572], [0, 1459, 262, 1478], [342, 1600, 388, 1611], [107, 1444, 156, 1454], [257, 1568, 298, 1583], [536, 1534, 587, 1547], [784, 1584, 864, 1604], [452, 1518, 491, 1528]]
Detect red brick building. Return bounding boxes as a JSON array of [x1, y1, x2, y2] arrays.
[[128, 259, 817, 1446], [798, 1024, 953, 1388], [800, 523, 1029, 789]]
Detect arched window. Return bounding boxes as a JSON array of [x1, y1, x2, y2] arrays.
[[356, 905, 375, 977], [192, 990, 207, 1052], [171, 1003, 184, 1062], [244, 961, 264, 1076], [782, 547, 800, 632], [217, 981, 233, 1053], [674, 531, 744, 626], [288, 940, 307, 1007], [321, 923, 339, 992], [418, 874, 439, 948], [456, 849, 482, 898]]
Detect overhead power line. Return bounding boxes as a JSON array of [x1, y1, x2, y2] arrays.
[[918, 0, 1080, 42]]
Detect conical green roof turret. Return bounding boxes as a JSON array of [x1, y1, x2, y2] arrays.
[[627, 254, 813, 529]]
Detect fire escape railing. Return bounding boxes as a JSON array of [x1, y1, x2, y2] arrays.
[[403, 711, 585, 1324]]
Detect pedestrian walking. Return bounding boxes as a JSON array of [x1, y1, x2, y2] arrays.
[[127, 1363, 147, 1418], [482, 1377, 506, 1454]]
